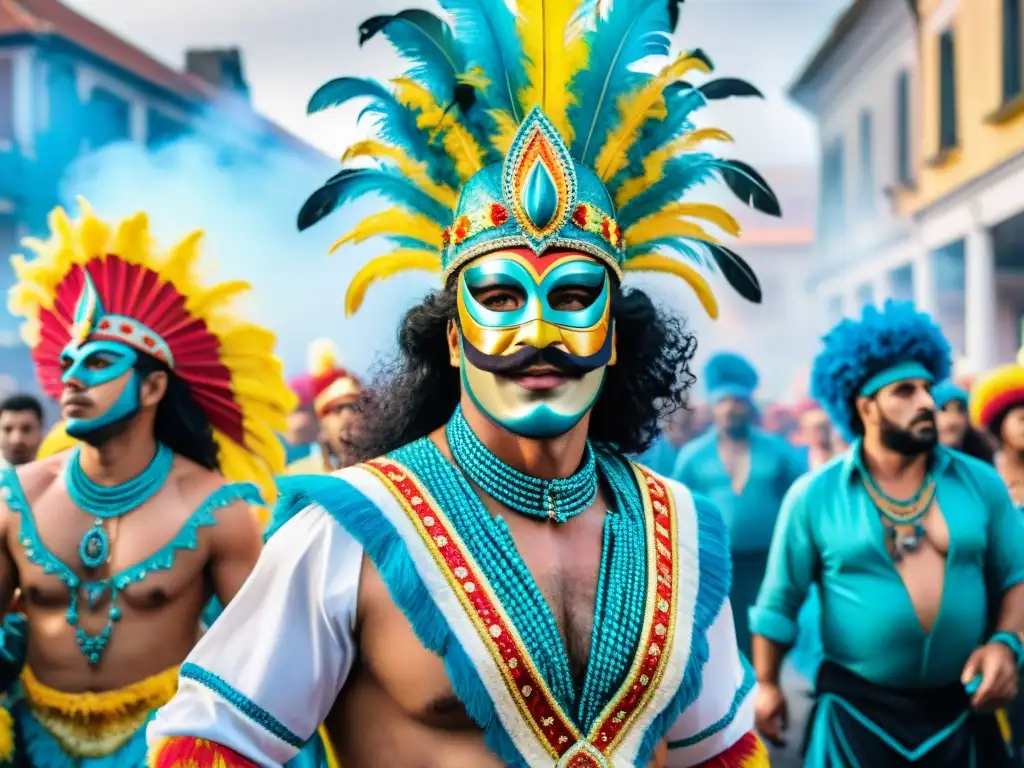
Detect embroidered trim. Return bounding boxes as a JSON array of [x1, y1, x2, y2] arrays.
[[634, 488, 732, 764], [361, 458, 679, 762], [668, 658, 756, 749], [273, 472, 526, 765], [179, 663, 304, 749]]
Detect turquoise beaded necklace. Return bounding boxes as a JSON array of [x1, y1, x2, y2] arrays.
[[64, 443, 174, 570], [446, 406, 598, 523], [394, 437, 648, 730]]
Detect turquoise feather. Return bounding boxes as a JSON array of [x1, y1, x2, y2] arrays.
[[361, 10, 463, 102], [622, 84, 706, 173], [569, 0, 673, 165], [306, 77, 458, 186], [438, 0, 527, 121], [617, 153, 719, 228], [627, 238, 708, 267], [297, 168, 453, 232]]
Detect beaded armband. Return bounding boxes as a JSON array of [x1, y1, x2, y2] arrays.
[[989, 631, 1024, 669]]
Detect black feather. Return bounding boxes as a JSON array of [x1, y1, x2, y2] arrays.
[[358, 15, 392, 45], [689, 48, 714, 71], [718, 159, 782, 217], [668, 0, 685, 30], [453, 82, 477, 114], [705, 243, 762, 303], [700, 78, 764, 101]]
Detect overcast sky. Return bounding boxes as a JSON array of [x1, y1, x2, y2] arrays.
[[64, 0, 849, 166]]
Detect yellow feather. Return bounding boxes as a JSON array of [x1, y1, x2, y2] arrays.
[[593, 52, 712, 182], [456, 67, 491, 90], [393, 78, 485, 182], [308, 338, 341, 376], [625, 254, 718, 319], [627, 202, 740, 245], [679, 127, 733, 150], [341, 139, 458, 208], [516, 0, 590, 142], [625, 209, 719, 247], [613, 128, 731, 209], [329, 207, 444, 253], [489, 109, 520, 156], [345, 250, 442, 316]]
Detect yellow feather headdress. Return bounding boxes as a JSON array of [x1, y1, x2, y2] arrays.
[[10, 199, 297, 502], [300, 0, 780, 318]]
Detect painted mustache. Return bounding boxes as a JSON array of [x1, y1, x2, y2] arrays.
[[461, 333, 612, 378]]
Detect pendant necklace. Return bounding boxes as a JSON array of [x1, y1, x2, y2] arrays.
[[64, 443, 175, 570], [861, 469, 937, 561]]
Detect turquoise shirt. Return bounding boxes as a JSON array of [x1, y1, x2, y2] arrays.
[[672, 428, 804, 553], [750, 442, 1024, 688]]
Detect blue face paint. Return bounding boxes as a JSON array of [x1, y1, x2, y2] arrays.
[[60, 340, 141, 438]]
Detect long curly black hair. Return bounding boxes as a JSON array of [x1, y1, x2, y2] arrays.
[[351, 282, 697, 460]]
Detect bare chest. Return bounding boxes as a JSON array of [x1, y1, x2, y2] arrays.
[[359, 506, 607, 726], [10, 492, 209, 609]]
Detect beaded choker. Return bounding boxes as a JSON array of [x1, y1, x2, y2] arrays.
[[446, 406, 598, 523], [64, 443, 174, 570], [858, 453, 936, 561]]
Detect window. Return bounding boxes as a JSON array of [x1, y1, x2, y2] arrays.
[[86, 87, 130, 149], [147, 109, 188, 149], [0, 218, 17, 320], [856, 283, 875, 309], [0, 58, 12, 141], [858, 110, 874, 214], [889, 265, 915, 302], [932, 240, 966, 356], [1005, 0, 1023, 101], [896, 70, 912, 185], [820, 137, 845, 238], [938, 28, 958, 150]]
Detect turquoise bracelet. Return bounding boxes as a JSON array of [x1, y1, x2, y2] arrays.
[[989, 631, 1024, 669]]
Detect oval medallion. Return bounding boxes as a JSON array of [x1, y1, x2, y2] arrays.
[[78, 526, 109, 570]]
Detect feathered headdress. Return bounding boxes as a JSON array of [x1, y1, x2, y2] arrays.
[[298, 0, 779, 319], [8, 199, 297, 502], [811, 300, 951, 442], [970, 365, 1024, 435], [306, 338, 361, 417]]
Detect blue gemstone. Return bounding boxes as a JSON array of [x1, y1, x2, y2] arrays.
[[521, 160, 559, 230]]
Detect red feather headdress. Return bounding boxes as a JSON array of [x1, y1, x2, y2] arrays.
[[8, 200, 296, 500]]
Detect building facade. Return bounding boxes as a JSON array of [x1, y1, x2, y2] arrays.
[[796, 0, 1024, 372], [790, 0, 920, 329], [0, 0, 326, 396]]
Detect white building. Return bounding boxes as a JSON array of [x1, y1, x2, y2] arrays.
[[790, 0, 920, 327], [793, 0, 1024, 372]]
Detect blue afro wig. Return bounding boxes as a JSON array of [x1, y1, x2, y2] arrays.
[[810, 300, 951, 442], [704, 352, 759, 402]]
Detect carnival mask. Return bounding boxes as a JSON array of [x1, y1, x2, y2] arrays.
[[57, 272, 168, 438], [455, 248, 616, 437]]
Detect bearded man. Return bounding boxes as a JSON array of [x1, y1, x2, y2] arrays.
[[145, 1, 784, 766], [751, 300, 1024, 766], [0, 202, 294, 765]]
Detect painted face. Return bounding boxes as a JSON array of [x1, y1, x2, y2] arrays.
[[59, 339, 140, 438], [456, 248, 615, 437]]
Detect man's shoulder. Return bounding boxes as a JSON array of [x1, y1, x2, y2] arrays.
[[944, 446, 1005, 494], [8, 453, 66, 506], [675, 430, 716, 462], [786, 452, 847, 502]]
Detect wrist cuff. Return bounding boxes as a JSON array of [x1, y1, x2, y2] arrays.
[[989, 631, 1024, 669]]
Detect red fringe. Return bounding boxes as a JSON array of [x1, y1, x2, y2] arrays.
[[149, 736, 259, 768], [693, 732, 770, 767]]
